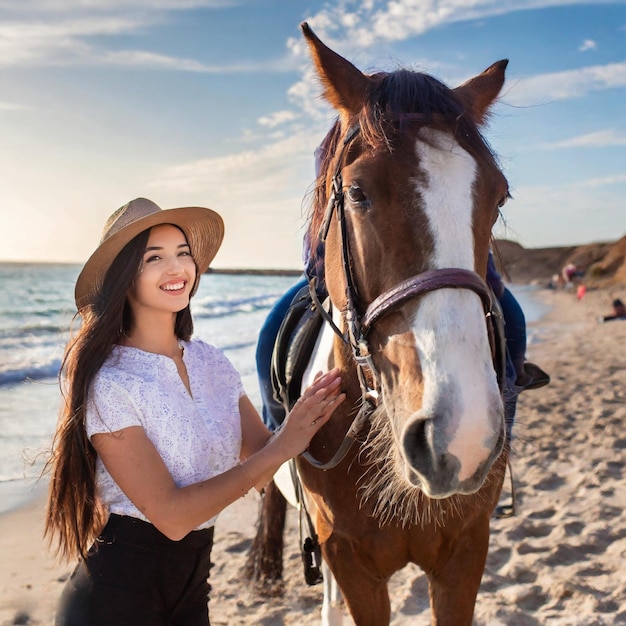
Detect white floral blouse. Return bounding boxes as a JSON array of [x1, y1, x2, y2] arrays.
[[85, 339, 245, 529]]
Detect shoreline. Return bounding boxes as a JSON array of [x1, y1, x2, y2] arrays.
[[0, 478, 46, 517], [1, 285, 625, 624]]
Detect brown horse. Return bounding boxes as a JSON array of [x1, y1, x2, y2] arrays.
[[246, 22, 510, 625]]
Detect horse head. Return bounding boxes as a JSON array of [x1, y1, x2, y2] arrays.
[[303, 23, 508, 500]]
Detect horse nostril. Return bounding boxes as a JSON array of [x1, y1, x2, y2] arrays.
[[402, 417, 460, 496], [402, 418, 434, 474]]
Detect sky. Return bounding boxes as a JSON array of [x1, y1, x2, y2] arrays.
[[1, 0, 625, 269]]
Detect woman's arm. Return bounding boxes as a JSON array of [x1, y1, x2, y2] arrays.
[[91, 368, 344, 541]]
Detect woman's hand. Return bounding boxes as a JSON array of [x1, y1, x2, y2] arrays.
[[272, 368, 345, 459]]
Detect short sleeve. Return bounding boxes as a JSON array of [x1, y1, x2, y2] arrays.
[[215, 349, 245, 400], [85, 375, 143, 439], [195, 340, 245, 401]]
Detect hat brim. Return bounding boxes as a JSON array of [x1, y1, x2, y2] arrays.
[[75, 206, 224, 310]]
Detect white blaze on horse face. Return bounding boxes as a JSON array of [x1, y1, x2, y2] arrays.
[[405, 128, 503, 487]]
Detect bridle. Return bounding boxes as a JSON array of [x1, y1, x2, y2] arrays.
[[303, 123, 506, 470]]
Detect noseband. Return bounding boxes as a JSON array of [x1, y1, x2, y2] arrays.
[[303, 123, 505, 470]]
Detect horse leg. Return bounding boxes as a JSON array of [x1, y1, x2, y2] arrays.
[[426, 518, 491, 626], [321, 560, 346, 626], [243, 480, 287, 596], [323, 542, 391, 626]]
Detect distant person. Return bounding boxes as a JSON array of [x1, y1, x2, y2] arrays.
[[600, 298, 626, 323], [44, 197, 345, 626], [562, 262, 577, 284]]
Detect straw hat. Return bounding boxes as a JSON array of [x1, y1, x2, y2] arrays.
[[75, 198, 224, 310]]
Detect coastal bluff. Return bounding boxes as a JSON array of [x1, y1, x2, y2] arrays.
[[493, 235, 626, 288]]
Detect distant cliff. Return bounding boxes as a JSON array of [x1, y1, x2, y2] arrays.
[[493, 235, 626, 287]]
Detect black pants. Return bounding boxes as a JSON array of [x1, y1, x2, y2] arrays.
[[55, 514, 214, 626]]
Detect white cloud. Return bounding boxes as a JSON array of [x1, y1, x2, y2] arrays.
[[303, 0, 609, 49], [0, 100, 31, 111], [0, 4, 296, 71], [257, 110, 298, 128], [285, 64, 338, 124], [579, 39, 597, 52], [505, 61, 626, 106], [2, 0, 239, 13], [573, 172, 626, 188], [0, 17, 143, 65], [541, 130, 626, 149], [148, 131, 317, 196]]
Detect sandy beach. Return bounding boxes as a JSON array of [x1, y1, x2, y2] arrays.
[[1, 286, 625, 625]]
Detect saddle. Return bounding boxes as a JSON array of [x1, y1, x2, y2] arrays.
[[266, 283, 326, 585], [270, 284, 325, 424]]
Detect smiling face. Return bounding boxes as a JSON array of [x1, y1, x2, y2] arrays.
[[127, 224, 197, 321]]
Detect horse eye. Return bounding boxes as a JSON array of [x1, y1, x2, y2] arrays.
[[497, 191, 511, 208], [347, 184, 368, 205]]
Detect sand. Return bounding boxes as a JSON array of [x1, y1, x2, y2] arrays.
[[1, 286, 625, 625]]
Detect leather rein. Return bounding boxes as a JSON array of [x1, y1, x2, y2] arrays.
[[302, 123, 505, 470]]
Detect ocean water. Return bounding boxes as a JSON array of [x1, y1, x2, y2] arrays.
[[0, 263, 548, 514]]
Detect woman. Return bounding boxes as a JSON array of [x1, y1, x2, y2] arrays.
[[44, 198, 345, 625]]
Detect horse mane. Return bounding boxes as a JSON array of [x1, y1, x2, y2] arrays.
[[306, 67, 501, 276]]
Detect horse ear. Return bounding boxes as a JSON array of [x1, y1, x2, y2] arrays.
[[301, 22, 371, 118], [453, 60, 508, 125]]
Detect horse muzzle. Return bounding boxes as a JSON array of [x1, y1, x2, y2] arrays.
[[400, 401, 505, 499]]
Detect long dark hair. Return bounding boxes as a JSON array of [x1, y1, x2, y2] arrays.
[[44, 225, 198, 560]]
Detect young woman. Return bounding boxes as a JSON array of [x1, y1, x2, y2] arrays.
[[45, 198, 345, 626]]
